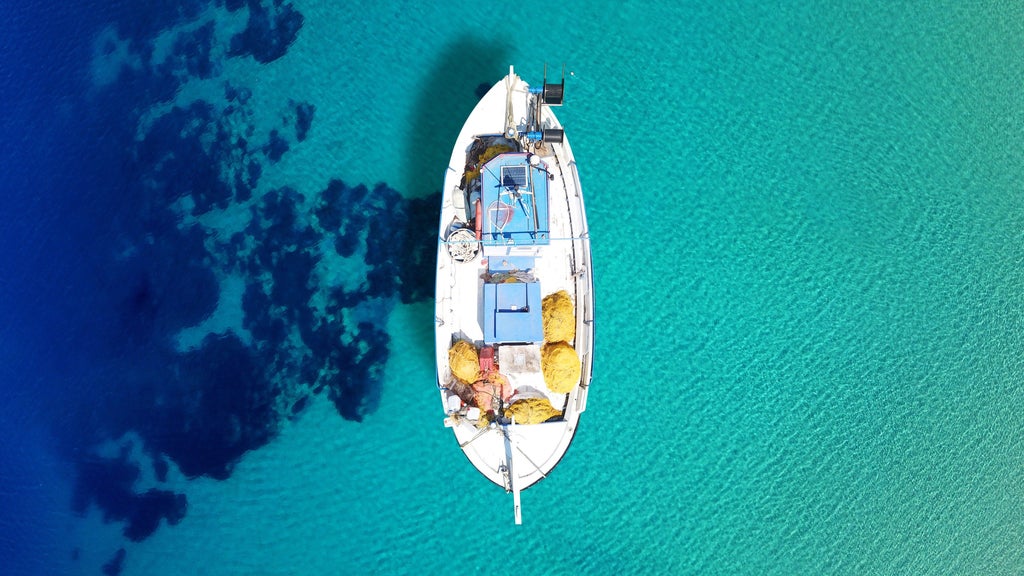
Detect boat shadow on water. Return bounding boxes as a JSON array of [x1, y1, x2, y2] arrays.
[[403, 35, 510, 203], [402, 36, 510, 362]]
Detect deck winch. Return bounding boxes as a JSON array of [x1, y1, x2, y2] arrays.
[[524, 129, 564, 143]]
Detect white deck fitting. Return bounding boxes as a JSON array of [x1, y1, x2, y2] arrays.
[[435, 67, 595, 525]]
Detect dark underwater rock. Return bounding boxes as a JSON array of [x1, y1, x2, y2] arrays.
[[149, 333, 278, 480], [228, 0, 304, 64], [156, 21, 219, 80], [117, 222, 219, 344], [293, 100, 315, 142], [264, 129, 289, 163], [102, 548, 126, 576], [325, 322, 389, 421], [124, 490, 187, 541], [153, 456, 169, 483], [72, 449, 188, 543]]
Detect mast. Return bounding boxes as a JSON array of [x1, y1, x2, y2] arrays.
[[505, 66, 516, 139], [505, 426, 523, 525]]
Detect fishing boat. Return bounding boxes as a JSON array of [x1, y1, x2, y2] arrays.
[[434, 65, 594, 524]]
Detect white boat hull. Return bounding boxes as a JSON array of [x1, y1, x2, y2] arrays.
[[434, 67, 594, 523]]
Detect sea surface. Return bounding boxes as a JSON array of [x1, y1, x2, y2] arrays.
[[2, 1, 1024, 574]]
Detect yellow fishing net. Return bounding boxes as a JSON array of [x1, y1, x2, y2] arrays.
[[463, 144, 514, 186], [505, 397, 562, 424], [448, 340, 480, 384], [542, 290, 575, 343], [541, 342, 581, 394]]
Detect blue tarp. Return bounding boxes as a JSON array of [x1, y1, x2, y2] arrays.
[[482, 281, 543, 343]]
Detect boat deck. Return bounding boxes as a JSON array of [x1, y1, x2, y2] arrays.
[[434, 68, 594, 522]]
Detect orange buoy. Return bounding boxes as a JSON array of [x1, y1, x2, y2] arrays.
[[474, 199, 482, 240]]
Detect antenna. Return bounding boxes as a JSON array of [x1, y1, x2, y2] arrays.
[[505, 69, 516, 139]]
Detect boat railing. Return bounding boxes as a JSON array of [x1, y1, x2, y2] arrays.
[[568, 161, 582, 199]]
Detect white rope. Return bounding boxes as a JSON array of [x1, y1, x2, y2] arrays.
[[445, 228, 479, 261]]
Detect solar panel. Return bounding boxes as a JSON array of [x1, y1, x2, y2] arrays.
[[501, 165, 528, 188]]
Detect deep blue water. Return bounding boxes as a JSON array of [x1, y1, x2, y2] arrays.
[[3, 5, 106, 572]]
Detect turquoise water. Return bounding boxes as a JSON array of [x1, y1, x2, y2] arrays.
[[5, 1, 1024, 574], [587, 4, 1024, 573]]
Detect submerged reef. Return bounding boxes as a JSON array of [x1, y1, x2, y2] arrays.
[[151, 333, 278, 480], [155, 20, 220, 80], [136, 93, 267, 214], [61, 0, 441, 564], [72, 448, 187, 542], [228, 0, 304, 63], [293, 100, 315, 142], [102, 548, 126, 576], [118, 221, 220, 343]]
